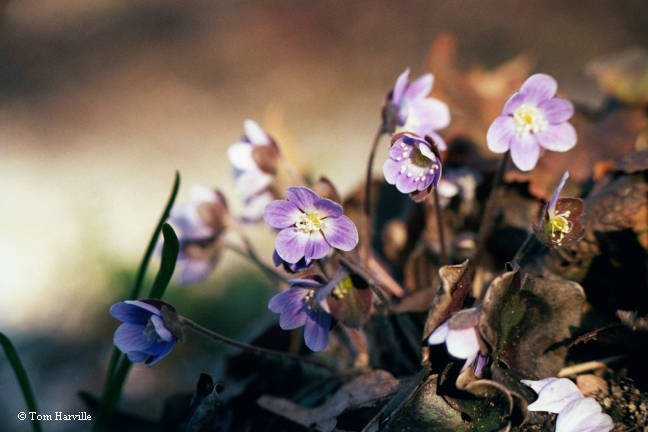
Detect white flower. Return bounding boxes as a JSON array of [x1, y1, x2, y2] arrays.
[[522, 377, 583, 413], [556, 397, 614, 432], [428, 308, 481, 370]]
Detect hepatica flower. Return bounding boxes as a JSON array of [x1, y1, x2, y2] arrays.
[[268, 278, 331, 351], [228, 120, 279, 222], [534, 171, 584, 247], [389, 68, 451, 150], [263, 187, 359, 264], [110, 300, 178, 365], [487, 74, 576, 171], [428, 308, 481, 370], [383, 132, 442, 201]]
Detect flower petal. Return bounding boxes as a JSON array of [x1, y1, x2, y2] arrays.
[[114, 323, 153, 353], [408, 97, 450, 130], [110, 302, 155, 324], [527, 378, 583, 413], [520, 73, 558, 104], [304, 232, 331, 260], [146, 341, 175, 365], [427, 321, 450, 345], [403, 73, 434, 101], [234, 169, 273, 199], [126, 351, 149, 363], [314, 198, 343, 218], [268, 286, 307, 313], [189, 184, 218, 203], [536, 122, 577, 152], [244, 119, 269, 145], [304, 311, 331, 351], [424, 131, 447, 152], [392, 68, 410, 105], [556, 398, 613, 432], [521, 377, 560, 395], [510, 133, 541, 171], [275, 228, 309, 263], [502, 92, 527, 115], [241, 192, 274, 223], [150, 314, 174, 343], [321, 215, 358, 251], [539, 97, 574, 123], [445, 328, 480, 360], [263, 200, 300, 229], [228, 142, 255, 171], [123, 300, 162, 316], [396, 171, 418, 193], [547, 171, 569, 213], [383, 158, 401, 185], [487, 116, 516, 153], [179, 258, 214, 285], [285, 187, 319, 212]]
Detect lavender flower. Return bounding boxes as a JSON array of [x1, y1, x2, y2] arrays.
[[556, 397, 614, 432], [383, 132, 442, 201], [110, 300, 178, 365], [169, 184, 228, 284], [389, 68, 451, 150], [534, 171, 584, 247], [268, 278, 331, 351], [521, 377, 583, 413], [228, 120, 279, 222], [487, 73, 576, 171], [263, 187, 359, 264], [427, 308, 481, 370]]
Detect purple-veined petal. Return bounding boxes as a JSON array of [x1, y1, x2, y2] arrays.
[[228, 142, 255, 171], [110, 302, 155, 324], [124, 300, 162, 316], [392, 68, 410, 105], [244, 119, 270, 145], [539, 97, 574, 123], [314, 198, 343, 218], [395, 171, 418, 193], [547, 171, 569, 214], [383, 158, 401, 185], [268, 286, 308, 313], [427, 321, 450, 345], [520, 73, 558, 104], [502, 92, 527, 115], [146, 341, 175, 365], [285, 187, 319, 212], [126, 351, 149, 363], [279, 307, 308, 330], [304, 311, 331, 351], [321, 215, 358, 251], [234, 169, 273, 199], [536, 122, 577, 152], [445, 327, 480, 359], [403, 73, 434, 101], [263, 200, 300, 229], [527, 378, 583, 413], [275, 228, 309, 263], [556, 398, 613, 432], [150, 314, 174, 343], [487, 116, 516, 153], [521, 377, 560, 395], [409, 97, 450, 130], [510, 133, 541, 171], [304, 232, 331, 260], [179, 258, 214, 285], [114, 323, 153, 352]]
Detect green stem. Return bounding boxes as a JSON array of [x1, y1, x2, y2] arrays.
[[510, 233, 534, 267], [1, 332, 42, 432]]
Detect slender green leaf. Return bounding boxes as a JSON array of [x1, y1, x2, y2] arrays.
[[149, 223, 179, 299]]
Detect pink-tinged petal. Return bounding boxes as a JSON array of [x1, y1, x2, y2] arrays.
[[539, 97, 574, 124], [409, 97, 450, 130], [445, 328, 480, 359], [521, 377, 560, 395], [502, 92, 527, 115], [110, 302, 155, 324], [285, 186, 319, 212], [179, 258, 214, 285], [228, 142, 255, 171], [234, 169, 273, 199], [244, 119, 269, 145], [150, 314, 174, 342], [536, 122, 577, 152], [427, 321, 450, 345], [520, 73, 558, 103], [556, 398, 613, 432], [392, 68, 410, 105], [114, 323, 153, 352], [527, 378, 583, 413], [304, 233, 331, 260], [383, 158, 401, 185], [547, 171, 569, 213], [404, 73, 434, 101], [268, 286, 307, 313], [275, 228, 309, 263], [487, 116, 516, 153], [241, 192, 273, 223], [263, 200, 300, 229], [510, 134, 541, 171], [304, 312, 331, 351], [314, 198, 343, 218], [396, 172, 418, 193], [321, 215, 358, 251]]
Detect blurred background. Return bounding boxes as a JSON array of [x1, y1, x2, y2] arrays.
[[1, 0, 647, 429]]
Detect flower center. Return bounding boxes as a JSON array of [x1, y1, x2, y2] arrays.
[[143, 320, 163, 343], [412, 147, 433, 166], [332, 276, 353, 299], [548, 210, 572, 245], [303, 289, 320, 311], [513, 104, 547, 135], [295, 211, 325, 233]]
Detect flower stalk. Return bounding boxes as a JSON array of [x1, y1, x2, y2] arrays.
[[361, 126, 387, 261]]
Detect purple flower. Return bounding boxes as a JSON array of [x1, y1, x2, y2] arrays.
[[110, 300, 178, 365], [383, 132, 442, 201], [169, 184, 228, 285], [268, 278, 331, 351], [487, 73, 576, 171], [389, 68, 451, 150], [534, 171, 584, 247], [272, 249, 314, 273], [427, 308, 481, 370], [263, 187, 359, 264], [228, 120, 279, 222]]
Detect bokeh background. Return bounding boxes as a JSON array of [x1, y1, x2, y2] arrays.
[[1, 0, 647, 430]]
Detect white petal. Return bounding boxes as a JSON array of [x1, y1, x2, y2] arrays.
[[228, 142, 255, 171], [527, 378, 583, 414], [427, 321, 450, 345], [244, 119, 270, 145], [445, 328, 480, 360]]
